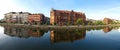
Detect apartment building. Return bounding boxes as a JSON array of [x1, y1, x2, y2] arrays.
[[50, 8, 86, 25]]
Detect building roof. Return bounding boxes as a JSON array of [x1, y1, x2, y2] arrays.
[[52, 9, 84, 14], [103, 18, 112, 21], [4, 12, 31, 15]]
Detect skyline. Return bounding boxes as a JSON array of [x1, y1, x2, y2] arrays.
[[0, 0, 120, 20]]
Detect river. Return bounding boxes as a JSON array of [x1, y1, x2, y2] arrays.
[[0, 26, 120, 50]]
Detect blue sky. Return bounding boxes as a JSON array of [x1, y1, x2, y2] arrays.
[[0, 0, 120, 20]]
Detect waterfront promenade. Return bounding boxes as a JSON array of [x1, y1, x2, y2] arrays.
[[0, 23, 120, 29]]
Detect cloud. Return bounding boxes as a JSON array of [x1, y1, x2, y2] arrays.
[[100, 6, 120, 13], [84, 6, 120, 20], [99, 6, 120, 19], [0, 0, 15, 19], [0, 0, 30, 19]]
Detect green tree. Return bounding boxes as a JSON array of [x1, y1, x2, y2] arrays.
[[82, 23, 85, 26], [94, 21, 103, 25], [67, 22, 70, 26], [54, 22, 57, 25], [76, 18, 83, 25], [88, 22, 92, 25]]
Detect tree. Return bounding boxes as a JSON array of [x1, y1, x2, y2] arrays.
[[67, 22, 70, 26], [82, 23, 85, 26], [76, 18, 83, 25], [54, 22, 57, 25], [88, 21, 92, 25], [93, 21, 104, 25]]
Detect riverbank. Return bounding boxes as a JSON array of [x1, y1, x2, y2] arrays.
[[0, 23, 120, 29]]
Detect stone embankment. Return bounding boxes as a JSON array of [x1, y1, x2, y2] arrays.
[[0, 23, 120, 29]]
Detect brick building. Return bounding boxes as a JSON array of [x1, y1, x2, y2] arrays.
[[28, 14, 45, 25], [50, 8, 86, 25], [4, 12, 31, 24], [103, 18, 112, 24]]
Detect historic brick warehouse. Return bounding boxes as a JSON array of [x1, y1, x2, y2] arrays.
[[103, 18, 112, 24], [28, 14, 46, 25], [50, 8, 86, 25]]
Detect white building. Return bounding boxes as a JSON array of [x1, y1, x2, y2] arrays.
[[4, 12, 31, 24]]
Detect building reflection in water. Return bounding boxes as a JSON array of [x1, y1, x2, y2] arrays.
[[50, 29, 86, 43], [4, 26, 47, 38], [103, 27, 113, 33], [27, 28, 45, 37]]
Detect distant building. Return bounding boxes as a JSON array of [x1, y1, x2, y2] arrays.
[[86, 18, 103, 25], [103, 18, 112, 24], [4, 12, 31, 24], [50, 8, 86, 25], [112, 19, 120, 24], [28, 14, 45, 25], [44, 17, 50, 25], [86, 18, 95, 25]]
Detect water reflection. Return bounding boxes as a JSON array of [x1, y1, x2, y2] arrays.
[[103, 27, 113, 33], [1, 26, 120, 50], [4, 26, 48, 38], [102, 26, 120, 33], [4, 26, 87, 43], [50, 29, 86, 43], [3, 26, 120, 41]]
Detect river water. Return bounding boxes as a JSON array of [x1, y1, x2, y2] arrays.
[[0, 26, 120, 50]]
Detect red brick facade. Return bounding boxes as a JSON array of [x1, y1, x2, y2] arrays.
[[50, 9, 86, 25], [103, 18, 112, 24], [28, 14, 45, 25]]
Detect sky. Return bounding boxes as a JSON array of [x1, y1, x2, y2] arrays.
[[0, 0, 120, 20]]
